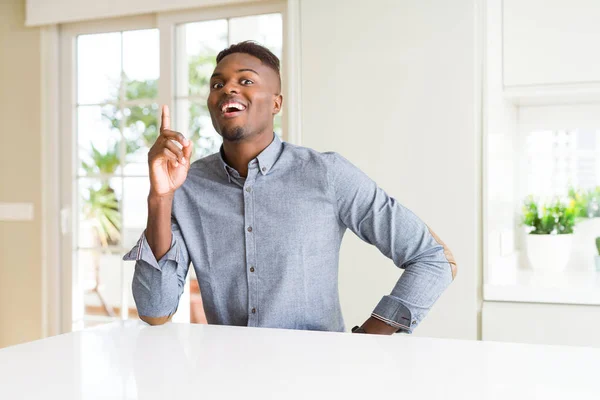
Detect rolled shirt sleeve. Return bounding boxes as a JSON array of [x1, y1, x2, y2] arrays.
[[327, 152, 456, 333], [123, 217, 191, 319]]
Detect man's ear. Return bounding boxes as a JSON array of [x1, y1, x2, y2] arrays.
[[272, 93, 283, 115]]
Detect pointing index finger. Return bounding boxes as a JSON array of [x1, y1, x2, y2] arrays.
[[161, 105, 171, 131], [162, 129, 190, 147]]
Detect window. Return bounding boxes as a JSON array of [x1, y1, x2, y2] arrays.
[[518, 105, 600, 211], [484, 103, 600, 305], [62, 3, 286, 331], [74, 28, 159, 329], [525, 129, 600, 200], [517, 106, 600, 272]]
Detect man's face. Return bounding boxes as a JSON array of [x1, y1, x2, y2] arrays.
[[207, 53, 282, 142]]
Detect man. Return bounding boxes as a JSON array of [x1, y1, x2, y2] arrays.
[[124, 41, 457, 334]]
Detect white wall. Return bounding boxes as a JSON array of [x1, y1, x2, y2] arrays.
[[300, 0, 481, 340], [0, 0, 43, 348]]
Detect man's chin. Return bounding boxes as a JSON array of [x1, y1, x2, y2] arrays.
[[220, 125, 246, 142]]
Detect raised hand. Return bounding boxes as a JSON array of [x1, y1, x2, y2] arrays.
[[148, 105, 193, 197]]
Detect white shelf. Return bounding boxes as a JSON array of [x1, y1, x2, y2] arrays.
[[485, 255, 600, 306]]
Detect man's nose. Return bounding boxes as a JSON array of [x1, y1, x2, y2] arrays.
[[224, 82, 240, 94]]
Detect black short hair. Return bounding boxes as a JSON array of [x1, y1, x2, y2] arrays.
[[216, 40, 281, 89]]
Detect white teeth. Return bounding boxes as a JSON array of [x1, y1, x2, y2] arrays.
[[221, 102, 246, 113]]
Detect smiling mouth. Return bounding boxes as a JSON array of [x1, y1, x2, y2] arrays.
[[220, 101, 247, 118]]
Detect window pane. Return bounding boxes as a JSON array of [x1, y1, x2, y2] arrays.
[[123, 29, 159, 101], [123, 103, 159, 175], [525, 129, 600, 199], [77, 248, 136, 328], [274, 110, 283, 138], [229, 13, 283, 59], [176, 99, 222, 160], [78, 105, 122, 176], [78, 177, 122, 249], [178, 19, 228, 97], [122, 177, 150, 249], [77, 32, 121, 104]]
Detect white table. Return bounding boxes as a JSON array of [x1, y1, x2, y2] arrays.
[[1, 321, 599, 399]]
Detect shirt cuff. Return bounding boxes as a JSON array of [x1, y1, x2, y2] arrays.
[[371, 295, 415, 333], [122, 231, 179, 271]]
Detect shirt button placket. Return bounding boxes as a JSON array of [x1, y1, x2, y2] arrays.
[[244, 167, 258, 326]]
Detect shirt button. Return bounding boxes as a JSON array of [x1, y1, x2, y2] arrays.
[[246, 187, 251, 192], [247, 226, 252, 232], [251, 308, 256, 314], [250, 267, 255, 272], [261, 167, 266, 172], [412, 321, 417, 325]]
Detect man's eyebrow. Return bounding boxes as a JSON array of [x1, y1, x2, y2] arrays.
[[210, 68, 260, 79], [237, 68, 259, 75]]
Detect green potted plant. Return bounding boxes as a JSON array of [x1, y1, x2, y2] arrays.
[[521, 196, 576, 271], [568, 186, 600, 270]]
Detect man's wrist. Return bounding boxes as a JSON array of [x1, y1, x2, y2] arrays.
[[357, 316, 399, 335], [148, 192, 174, 204]]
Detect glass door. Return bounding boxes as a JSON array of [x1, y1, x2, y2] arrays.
[[72, 27, 161, 329]]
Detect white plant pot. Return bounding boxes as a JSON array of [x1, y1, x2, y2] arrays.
[[526, 234, 574, 272]]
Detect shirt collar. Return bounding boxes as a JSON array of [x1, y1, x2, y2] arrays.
[[219, 133, 283, 182]]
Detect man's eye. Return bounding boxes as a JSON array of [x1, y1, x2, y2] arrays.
[[241, 79, 254, 85], [212, 82, 223, 89]]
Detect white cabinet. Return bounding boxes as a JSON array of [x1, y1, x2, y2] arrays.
[[503, 0, 600, 87], [483, 301, 600, 348]]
